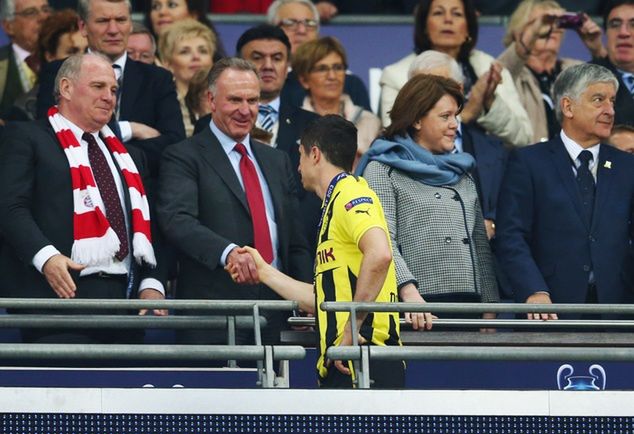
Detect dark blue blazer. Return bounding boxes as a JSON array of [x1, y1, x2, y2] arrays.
[[36, 56, 185, 174], [495, 136, 634, 305], [462, 124, 508, 221]]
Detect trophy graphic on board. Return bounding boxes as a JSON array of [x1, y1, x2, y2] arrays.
[[557, 364, 606, 390]]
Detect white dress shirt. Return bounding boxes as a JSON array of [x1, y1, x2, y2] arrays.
[[560, 130, 600, 181], [209, 120, 280, 269]]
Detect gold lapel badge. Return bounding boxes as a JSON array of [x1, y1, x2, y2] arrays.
[[604, 161, 612, 169]]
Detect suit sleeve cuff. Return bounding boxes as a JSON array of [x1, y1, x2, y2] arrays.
[[119, 121, 132, 142], [220, 243, 238, 266], [33, 245, 61, 273], [138, 278, 165, 296]]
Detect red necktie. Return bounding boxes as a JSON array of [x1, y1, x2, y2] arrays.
[[234, 143, 274, 263], [83, 132, 129, 261]]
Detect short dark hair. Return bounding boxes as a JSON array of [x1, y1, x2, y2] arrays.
[[413, 0, 478, 61], [236, 24, 291, 57], [385, 74, 463, 140], [300, 115, 358, 172], [603, 0, 634, 29]]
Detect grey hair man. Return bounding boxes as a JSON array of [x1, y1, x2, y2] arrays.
[[496, 63, 634, 321], [157, 57, 313, 347], [267, 0, 319, 54], [0, 0, 51, 118], [36, 0, 185, 176], [127, 21, 157, 64]]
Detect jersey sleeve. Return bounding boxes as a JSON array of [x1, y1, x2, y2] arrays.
[[338, 184, 387, 247]]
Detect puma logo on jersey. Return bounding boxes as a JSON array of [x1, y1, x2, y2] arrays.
[[355, 209, 370, 216]]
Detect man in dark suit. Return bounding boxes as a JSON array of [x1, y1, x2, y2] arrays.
[[591, 0, 634, 126], [195, 24, 322, 250], [0, 0, 51, 119], [495, 63, 634, 320], [36, 0, 184, 175], [157, 58, 313, 345], [0, 53, 166, 343]]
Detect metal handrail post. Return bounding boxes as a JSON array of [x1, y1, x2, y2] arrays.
[[348, 305, 362, 388], [357, 346, 371, 389], [253, 305, 264, 385], [262, 345, 275, 388], [227, 316, 237, 368]]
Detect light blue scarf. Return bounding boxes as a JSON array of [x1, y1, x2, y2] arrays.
[[355, 134, 475, 186]]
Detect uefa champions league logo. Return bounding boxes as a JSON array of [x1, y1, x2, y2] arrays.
[[557, 364, 606, 390]]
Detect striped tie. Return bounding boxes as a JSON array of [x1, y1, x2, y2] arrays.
[[258, 104, 276, 132]]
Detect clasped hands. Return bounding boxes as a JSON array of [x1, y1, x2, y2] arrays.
[[225, 246, 262, 285]]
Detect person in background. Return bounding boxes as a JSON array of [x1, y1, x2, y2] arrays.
[[267, 0, 372, 112], [8, 9, 87, 121], [0, 0, 51, 122], [380, 0, 532, 147], [145, 0, 225, 60], [358, 74, 499, 330], [609, 124, 634, 153], [591, 0, 634, 126], [159, 19, 215, 136], [293, 36, 381, 168], [127, 21, 157, 65], [498, 0, 606, 143]]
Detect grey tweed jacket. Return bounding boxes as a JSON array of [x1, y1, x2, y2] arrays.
[[363, 161, 499, 302]]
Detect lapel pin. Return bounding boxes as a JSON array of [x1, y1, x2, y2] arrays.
[[285, 118, 291, 124], [604, 161, 612, 169]]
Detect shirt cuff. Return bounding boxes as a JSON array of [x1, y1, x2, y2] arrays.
[[139, 278, 165, 296], [220, 243, 238, 266], [119, 121, 132, 142], [32, 245, 61, 273]]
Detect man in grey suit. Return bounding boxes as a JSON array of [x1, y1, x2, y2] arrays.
[[157, 58, 313, 346]]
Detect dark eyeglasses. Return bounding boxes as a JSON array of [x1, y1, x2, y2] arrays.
[[278, 18, 318, 30], [13, 5, 53, 18], [310, 63, 347, 74]]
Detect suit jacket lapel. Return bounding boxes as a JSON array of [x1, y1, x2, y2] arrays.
[[197, 128, 250, 212], [592, 145, 614, 232], [549, 137, 588, 229]]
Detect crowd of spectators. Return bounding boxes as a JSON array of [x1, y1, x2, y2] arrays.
[[0, 0, 633, 355]]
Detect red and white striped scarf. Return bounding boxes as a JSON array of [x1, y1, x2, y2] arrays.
[[48, 106, 156, 268]]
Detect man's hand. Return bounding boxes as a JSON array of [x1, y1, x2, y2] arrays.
[[526, 292, 558, 320], [138, 288, 168, 316], [42, 254, 85, 298], [129, 122, 160, 140], [399, 283, 434, 331], [484, 219, 496, 240], [461, 63, 501, 122], [226, 247, 260, 285], [331, 321, 367, 376], [315, 1, 338, 22], [577, 13, 607, 59]]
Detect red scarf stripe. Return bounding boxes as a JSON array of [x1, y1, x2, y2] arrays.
[[70, 166, 97, 189], [73, 208, 113, 238], [131, 209, 152, 240], [120, 169, 146, 195], [58, 128, 81, 149]]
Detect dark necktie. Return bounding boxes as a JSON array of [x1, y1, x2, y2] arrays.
[[234, 143, 274, 263], [258, 104, 276, 132], [83, 132, 129, 261], [576, 150, 595, 226]]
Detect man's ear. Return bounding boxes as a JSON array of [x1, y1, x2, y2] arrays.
[[78, 18, 88, 38], [58, 77, 72, 101], [561, 96, 574, 119], [311, 145, 321, 163], [1, 19, 14, 39]]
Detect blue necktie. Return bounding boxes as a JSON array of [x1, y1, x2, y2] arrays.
[[258, 104, 276, 132], [576, 150, 595, 226]]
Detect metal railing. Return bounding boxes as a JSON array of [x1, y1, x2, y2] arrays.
[[0, 298, 301, 388], [320, 301, 634, 388]]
